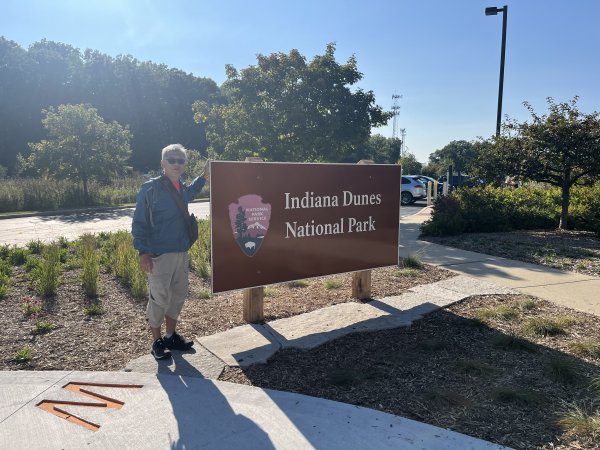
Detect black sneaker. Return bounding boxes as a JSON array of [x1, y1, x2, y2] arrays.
[[163, 332, 194, 351], [151, 338, 171, 360]]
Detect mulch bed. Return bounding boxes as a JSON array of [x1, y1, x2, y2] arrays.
[[221, 294, 600, 450], [2, 263, 453, 372]]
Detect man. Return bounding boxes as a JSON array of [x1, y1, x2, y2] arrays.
[[132, 144, 209, 360]]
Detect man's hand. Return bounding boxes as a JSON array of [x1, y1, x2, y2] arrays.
[[139, 254, 153, 273], [202, 160, 210, 181]]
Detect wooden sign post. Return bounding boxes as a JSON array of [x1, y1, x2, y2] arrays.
[[352, 159, 374, 300], [243, 157, 264, 323]]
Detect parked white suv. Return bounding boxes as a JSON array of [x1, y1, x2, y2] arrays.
[[401, 176, 425, 205]]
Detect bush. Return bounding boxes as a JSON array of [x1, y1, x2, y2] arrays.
[[0, 175, 145, 213], [33, 244, 61, 297], [79, 234, 100, 297], [421, 183, 600, 236]]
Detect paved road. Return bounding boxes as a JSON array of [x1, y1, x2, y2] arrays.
[[0, 201, 425, 247]]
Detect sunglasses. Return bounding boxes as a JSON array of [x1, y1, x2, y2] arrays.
[[164, 158, 186, 165]]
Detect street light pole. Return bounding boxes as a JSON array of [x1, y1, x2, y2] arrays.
[[485, 5, 508, 137]]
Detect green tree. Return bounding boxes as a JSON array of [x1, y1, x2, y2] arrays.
[[194, 44, 392, 162], [398, 152, 423, 175], [427, 140, 476, 178], [351, 134, 401, 164], [474, 97, 600, 228], [26, 104, 132, 203]]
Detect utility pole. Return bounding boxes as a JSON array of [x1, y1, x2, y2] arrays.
[[400, 128, 406, 159], [391, 94, 403, 160]]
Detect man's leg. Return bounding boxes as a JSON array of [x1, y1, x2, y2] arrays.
[[165, 315, 177, 336], [163, 253, 193, 350], [146, 254, 174, 360]]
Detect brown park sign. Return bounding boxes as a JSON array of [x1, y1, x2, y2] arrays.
[[210, 161, 401, 293]]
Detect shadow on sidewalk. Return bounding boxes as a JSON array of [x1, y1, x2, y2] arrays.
[[155, 352, 275, 449]]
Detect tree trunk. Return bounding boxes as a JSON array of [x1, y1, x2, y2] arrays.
[[559, 175, 571, 230], [83, 177, 89, 206]]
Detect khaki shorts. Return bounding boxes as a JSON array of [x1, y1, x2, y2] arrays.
[[146, 252, 189, 328]]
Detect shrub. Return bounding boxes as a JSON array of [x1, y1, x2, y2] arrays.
[[522, 316, 578, 336], [14, 346, 33, 362], [84, 302, 104, 316], [422, 183, 600, 236], [79, 234, 100, 297], [400, 254, 423, 269], [323, 278, 343, 289], [545, 357, 580, 384], [21, 295, 42, 317], [0, 176, 145, 213], [26, 239, 44, 255], [33, 244, 61, 296], [34, 321, 55, 334], [189, 219, 211, 279], [8, 247, 29, 265], [108, 231, 147, 298]]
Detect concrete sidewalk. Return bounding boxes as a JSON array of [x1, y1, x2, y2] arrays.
[[399, 207, 600, 316]]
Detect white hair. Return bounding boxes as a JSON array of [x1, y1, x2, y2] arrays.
[[161, 144, 187, 160]]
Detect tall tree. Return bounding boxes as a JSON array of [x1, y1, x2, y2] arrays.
[[26, 104, 132, 203], [350, 134, 401, 164], [0, 38, 219, 173], [398, 152, 423, 175], [194, 44, 392, 162], [473, 97, 600, 228], [427, 140, 476, 178]]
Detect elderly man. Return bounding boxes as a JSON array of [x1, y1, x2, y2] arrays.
[[132, 144, 209, 360]]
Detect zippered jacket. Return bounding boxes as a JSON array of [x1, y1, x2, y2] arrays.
[[132, 175, 206, 255]]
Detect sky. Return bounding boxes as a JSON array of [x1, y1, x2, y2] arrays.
[[2, 0, 599, 163]]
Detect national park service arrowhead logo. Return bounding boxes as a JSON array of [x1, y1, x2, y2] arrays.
[[228, 195, 271, 257]]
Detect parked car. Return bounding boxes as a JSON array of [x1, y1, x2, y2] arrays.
[[400, 176, 426, 205], [408, 175, 436, 189], [438, 174, 481, 188]]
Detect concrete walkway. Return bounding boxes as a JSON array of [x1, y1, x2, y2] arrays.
[[399, 207, 600, 316]]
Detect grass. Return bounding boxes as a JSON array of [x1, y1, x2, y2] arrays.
[[522, 316, 579, 336], [490, 334, 537, 352], [263, 288, 277, 297], [545, 356, 580, 384], [84, 302, 104, 316], [32, 244, 61, 297], [26, 239, 44, 255], [198, 290, 211, 299], [476, 305, 519, 321], [557, 401, 600, 439], [34, 321, 55, 334], [399, 254, 423, 269], [394, 267, 420, 277], [323, 278, 343, 289], [20, 296, 42, 317], [513, 298, 537, 311], [569, 341, 600, 358], [14, 346, 33, 362], [79, 234, 100, 297]]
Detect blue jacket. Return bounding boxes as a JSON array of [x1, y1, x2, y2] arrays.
[[132, 175, 206, 255]]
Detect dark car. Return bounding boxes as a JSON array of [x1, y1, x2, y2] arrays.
[[438, 175, 480, 188]]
